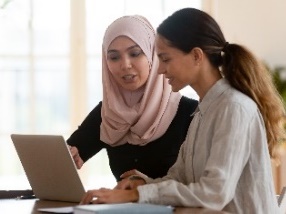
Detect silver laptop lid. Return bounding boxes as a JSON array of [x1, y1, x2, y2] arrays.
[[11, 134, 85, 202]]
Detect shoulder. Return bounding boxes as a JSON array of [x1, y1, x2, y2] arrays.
[[86, 101, 103, 119], [218, 88, 258, 118], [92, 101, 103, 111], [172, 96, 198, 122], [228, 89, 257, 110], [178, 96, 198, 113]]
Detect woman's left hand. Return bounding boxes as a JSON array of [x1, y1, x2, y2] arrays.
[[80, 188, 139, 205]]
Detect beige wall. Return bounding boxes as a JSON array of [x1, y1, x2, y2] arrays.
[[203, 0, 286, 68]]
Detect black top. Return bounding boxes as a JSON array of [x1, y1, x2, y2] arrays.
[[67, 96, 198, 181]]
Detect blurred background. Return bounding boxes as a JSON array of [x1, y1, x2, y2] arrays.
[[0, 0, 285, 193]]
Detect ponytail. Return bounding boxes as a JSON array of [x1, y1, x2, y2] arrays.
[[222, 44, 286, 158]]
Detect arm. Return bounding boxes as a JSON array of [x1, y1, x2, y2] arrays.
[[80, 140, 189, 204], [137, 102, 258, 209], [67, 102, 105, 162]]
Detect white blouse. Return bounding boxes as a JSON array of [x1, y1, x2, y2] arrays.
[[138, 79, 279, 214]]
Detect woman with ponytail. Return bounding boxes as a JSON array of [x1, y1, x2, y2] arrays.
[[80, 8, 285, 213]]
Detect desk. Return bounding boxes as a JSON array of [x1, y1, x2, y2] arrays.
[[0, 199, 230, 214]]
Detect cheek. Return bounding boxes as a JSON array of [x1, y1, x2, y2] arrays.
[[141, 69, 150, 83], [107, 62, 120, 77], [174, 60, 193, 81], [170, 64, 184, 78]]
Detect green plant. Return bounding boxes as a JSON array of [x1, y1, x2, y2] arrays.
[[0, 0, 12, 9], [265, 64, 286, 141], [265, 64, 286, 105]]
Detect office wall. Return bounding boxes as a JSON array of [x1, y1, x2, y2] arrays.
[[203, 0, 286, 68]]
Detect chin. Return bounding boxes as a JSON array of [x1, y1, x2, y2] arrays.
[[171, 87, 180, 92], [120, 83, 140, 91]]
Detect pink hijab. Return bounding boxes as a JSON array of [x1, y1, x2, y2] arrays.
[[100, 15, 181, 146]]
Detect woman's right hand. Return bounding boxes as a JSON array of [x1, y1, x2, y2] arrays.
[[69, 146, 84, 169]]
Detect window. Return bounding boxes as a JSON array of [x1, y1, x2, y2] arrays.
[[0, 0, 200, 190]]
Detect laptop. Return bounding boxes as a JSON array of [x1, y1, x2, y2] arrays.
[[10, 134, 86, 202]]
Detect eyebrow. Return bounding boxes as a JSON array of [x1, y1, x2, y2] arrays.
[[107, 45, 140, 54]]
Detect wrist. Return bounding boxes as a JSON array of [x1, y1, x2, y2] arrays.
[[130, 189, 139, 202]]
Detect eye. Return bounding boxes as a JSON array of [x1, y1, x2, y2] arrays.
[[158, 54, 170, 63], [129, 49, 144, 58], [160, 57, 170, 63], [107, 53, 120, 61]]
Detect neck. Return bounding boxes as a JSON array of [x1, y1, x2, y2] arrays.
[[120, 86, 145, 107], [193, 67, 222, 101]]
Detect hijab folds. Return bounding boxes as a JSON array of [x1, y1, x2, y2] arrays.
[[100, 15, 182, 146]]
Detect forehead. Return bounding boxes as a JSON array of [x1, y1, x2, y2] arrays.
[[155, 35, 177, 56], [108, 36, 137, 50], [155, 35, 167, 51]]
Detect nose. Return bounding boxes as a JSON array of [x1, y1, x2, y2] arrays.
[[121, 57, 132, 70]]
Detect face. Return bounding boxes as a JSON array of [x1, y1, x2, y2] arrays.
[[155, 35, 199, 92], [106, 36, 150, 91]]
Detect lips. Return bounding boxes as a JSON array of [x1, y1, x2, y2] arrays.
[[122, 74, 136, 82]]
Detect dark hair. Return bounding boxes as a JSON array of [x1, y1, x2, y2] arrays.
[[157, 8, 225, 67], [157, 8, 286, 158]]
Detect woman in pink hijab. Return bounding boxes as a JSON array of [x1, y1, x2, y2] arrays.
[[67, 15, 198, 181]]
